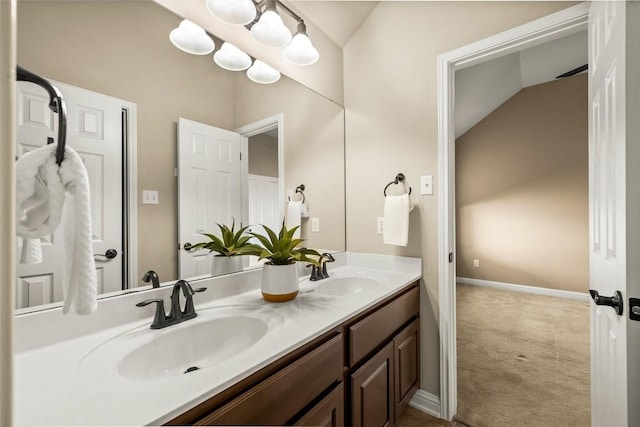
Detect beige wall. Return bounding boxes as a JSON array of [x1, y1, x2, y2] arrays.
[[456, 75, 588, 292], [234, 74, 346, 251], [18, 1, 235, 284], [248, 134, 278, 178], [344, 1, 578, 397]]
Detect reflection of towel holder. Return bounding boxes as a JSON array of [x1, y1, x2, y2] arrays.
[[16, 65, 67, 165], [384, 173, 412, 196], [289, 184, 306, 203]]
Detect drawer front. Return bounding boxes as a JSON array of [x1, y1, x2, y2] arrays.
[[348, 286, 419, 366], [294, 383, 344, 426], [197, 334, 343, 426]]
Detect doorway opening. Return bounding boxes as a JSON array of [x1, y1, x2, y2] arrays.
[[437, 3, 590, 420]]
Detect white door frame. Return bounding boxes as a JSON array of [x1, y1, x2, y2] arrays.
[[235, 113, 285, 229], [437, 2, 589, 420]]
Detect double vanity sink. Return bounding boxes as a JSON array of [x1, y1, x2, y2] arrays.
[[14, 253, 421, 426]]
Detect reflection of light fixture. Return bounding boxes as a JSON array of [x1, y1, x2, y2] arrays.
[[247, 59, 281, 84], [283, 21, 319, 66], [250, 0, 292, 48], [206, 0, 256, 26], [169, 19, 215, 55], [214, 42, 252, 71]]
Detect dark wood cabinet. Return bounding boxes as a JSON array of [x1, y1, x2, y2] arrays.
[[350, 342, 394, 427], [293, 383, 344, 426], [166, 282, 420, 427], [393, 319, 419, 419]]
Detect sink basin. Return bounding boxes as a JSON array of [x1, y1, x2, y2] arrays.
[[118, 316, 267, 380], [315, 277, 379, 296], [77, 305, 282, 381]]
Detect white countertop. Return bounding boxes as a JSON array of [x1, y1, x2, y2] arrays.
[[14, 253, 421, 426]]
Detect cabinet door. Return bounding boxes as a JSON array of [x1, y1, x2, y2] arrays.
[[351, 342, 394, 427], [294, 383, 344, 427], [394, 319, 419, 420]]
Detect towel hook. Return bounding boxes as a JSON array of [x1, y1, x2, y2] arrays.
[[289, 184, 306, 203], [384, 173, 412, 196]]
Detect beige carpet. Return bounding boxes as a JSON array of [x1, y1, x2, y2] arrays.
[[455, 283, 590, 427], [396, 407, 468, 427]]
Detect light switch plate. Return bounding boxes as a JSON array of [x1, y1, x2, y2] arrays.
[[420, 175, 433, 195], [311, 217, 320, 232], [142, 190, 159, 205]]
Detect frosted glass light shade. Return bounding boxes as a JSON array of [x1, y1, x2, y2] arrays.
[[247, 60, 281, 84], [250, 10, 292, 48], [214, 42, 252, 71], [169, 19, 215, 55], [283, 33, 319, 66], [206, 0, 256, 25]]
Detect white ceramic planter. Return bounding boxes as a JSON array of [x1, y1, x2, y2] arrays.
[[211, 255, 244, 276], [260, 263, 299, 302]]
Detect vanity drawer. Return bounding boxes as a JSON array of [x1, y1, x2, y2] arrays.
[[348, 286, 419, 366], [196, 333, 343, 426]]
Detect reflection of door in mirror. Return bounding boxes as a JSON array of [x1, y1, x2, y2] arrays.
[[247, 127, 281, 268], [15, 81, 135, 309], [177, 118, 242, 279]]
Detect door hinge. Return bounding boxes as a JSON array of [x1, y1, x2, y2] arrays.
[[240, 152, 242, 160], [449, 252, 453, 263]]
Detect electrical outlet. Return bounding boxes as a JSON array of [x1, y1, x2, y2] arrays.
[[377, 217, 384, 234], [473, 259, 480, 268], [142, 190, 159, 205], [311, 217, 320, 232]]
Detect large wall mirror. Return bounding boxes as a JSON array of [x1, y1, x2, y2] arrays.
[[15, 0, 345, 312]]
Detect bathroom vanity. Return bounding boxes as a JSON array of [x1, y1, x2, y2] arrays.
[[14, 253, 421, 426]]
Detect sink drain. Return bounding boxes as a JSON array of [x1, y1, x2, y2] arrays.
[[184, 366, 200, 374]]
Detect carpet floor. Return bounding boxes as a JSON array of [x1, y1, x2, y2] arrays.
[[455, 283, 590, 427]]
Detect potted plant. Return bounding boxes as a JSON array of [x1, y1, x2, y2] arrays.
[[247, 223, 320, 302], [189, 220, 262, 276]]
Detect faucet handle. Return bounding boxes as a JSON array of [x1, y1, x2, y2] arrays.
[[136, 299, 168, 329], [322, 253, 336, 263]]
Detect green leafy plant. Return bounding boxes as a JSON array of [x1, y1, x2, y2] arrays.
[[246, 223, 320, 265], [189, 220, 261, 257]]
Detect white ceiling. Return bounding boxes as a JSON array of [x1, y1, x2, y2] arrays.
[[289, 1, 379, 48], [455, 30, 587, 138]]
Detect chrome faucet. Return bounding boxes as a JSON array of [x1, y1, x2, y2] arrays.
[[141, 270, 160, 288], [136, 280, 206, 329]]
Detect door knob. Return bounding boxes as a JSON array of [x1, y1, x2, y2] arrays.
[[183, 242, 196, 251], [589, 289, 623, 316], [94, 248, 117, 261]]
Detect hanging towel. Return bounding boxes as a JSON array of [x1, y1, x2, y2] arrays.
[[383, 193, 413, 247], [286, 200, 302, 238], [19, 237, 43, 265], [16, 144, 98, 315]]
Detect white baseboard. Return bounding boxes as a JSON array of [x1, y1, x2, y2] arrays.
[[409, 389, 441, 419], [457, 277, 590, 301]]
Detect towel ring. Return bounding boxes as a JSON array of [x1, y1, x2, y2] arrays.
[[289, 184, 306, 203], [384, 173, 412, 196]]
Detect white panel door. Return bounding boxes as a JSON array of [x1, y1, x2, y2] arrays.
[[247, 174, 279, 268], [178, 118, 242, 278], [588, 2, 639, 426], [16, 81, 124, 308]]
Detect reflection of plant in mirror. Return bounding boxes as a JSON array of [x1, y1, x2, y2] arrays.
[[190, 220, 261, 257], [247, 223, 320, 265]]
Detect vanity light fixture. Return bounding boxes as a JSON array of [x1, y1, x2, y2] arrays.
[[214, 42, 252, 71], [205, 0, 257, 25], [250, 0, 292, 48], [247, 59, 281, 84], [282, 21, 319, 66], [169, 19, 215, 55], [205, 0, 319, 66]]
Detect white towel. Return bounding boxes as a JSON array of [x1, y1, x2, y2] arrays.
[[16, 144, 98, 315], [19, 237, 43, 264], [286, 200, 302, 238], [383, 193, 413, 247]]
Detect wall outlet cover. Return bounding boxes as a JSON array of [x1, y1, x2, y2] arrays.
[[377, 217, 384, 234], [311, 217, 320, 233], [142, 190, 159, 205]]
